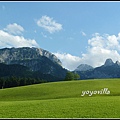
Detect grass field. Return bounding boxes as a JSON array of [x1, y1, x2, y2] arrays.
[[0, 78, 120, 118]]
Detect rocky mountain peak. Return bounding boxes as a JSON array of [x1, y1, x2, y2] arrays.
[[74, 64, 93, 71], [34, 47, 62, 66], [104, 58, 114, 66], [0, 47, 62, 66]]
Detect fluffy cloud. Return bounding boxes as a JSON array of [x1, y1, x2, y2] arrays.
[[85, 33, 120, 67], [37, 15, 62, 33], [0, 30, 39, 48], [4, 23, 24, 35], [54, 33, 120, 71], [54, 52, 81, 71]]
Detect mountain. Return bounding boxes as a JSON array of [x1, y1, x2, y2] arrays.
[[0, 63, 62, 82], [0, 47, 62, 66], [0, 63, 31, 77], [74, 64, 93, 72], [103, 58, 114, 66], [74, 58, 120, 79], [0, 47, 67, 81]]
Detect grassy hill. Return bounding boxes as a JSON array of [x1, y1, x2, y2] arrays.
[[0, 78, 120, 118]]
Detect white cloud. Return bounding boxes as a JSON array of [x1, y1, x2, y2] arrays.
[[54, 33, 120, 71], [37, 15, 62, 33], [4, 23, 24, 35], [54, 52, 81, 71], [0, 30, 39, 48], [81, 31, 86, 36], [84, 33, 120, 67]]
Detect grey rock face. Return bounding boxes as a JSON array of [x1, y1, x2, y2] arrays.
[[0, 47, 62, 66]]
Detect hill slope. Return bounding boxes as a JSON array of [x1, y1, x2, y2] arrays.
[[0, 79, 120, 118], [0, 79, 120, 101]]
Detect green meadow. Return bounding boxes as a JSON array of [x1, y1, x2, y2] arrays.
[[0, 78, 120, 118]]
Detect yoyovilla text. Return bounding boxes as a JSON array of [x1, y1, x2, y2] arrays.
[[81, 88, 110, 96]]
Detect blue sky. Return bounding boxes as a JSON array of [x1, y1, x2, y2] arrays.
[[1, 1, 120, 70]]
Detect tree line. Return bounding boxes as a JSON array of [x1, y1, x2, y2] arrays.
[[0, 76, 47, 89], [0, 72, 80, 89]]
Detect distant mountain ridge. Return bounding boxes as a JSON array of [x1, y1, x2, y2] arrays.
[[1, 47, 120, 81], [74, 64, 93, 72], [74, 58, 120, 79]]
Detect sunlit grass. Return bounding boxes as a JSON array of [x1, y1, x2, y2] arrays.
[[0, 78, 120, 118]]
